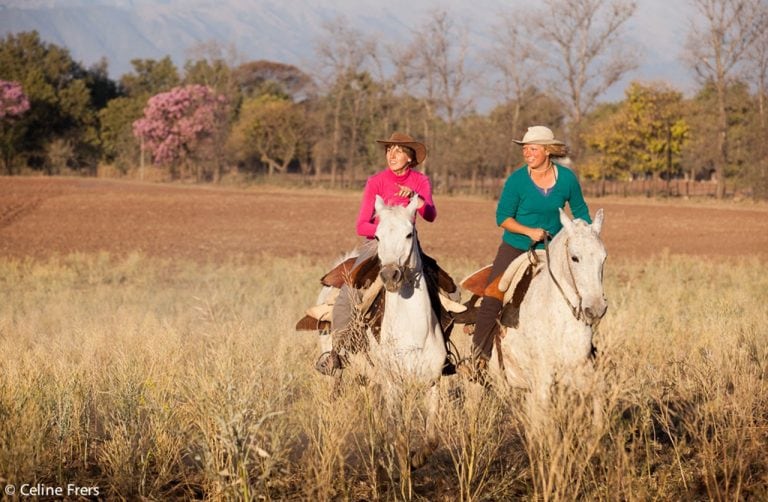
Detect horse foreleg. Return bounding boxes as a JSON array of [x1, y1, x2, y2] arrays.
[[411, 380, 440, 470], [525, 370, 554, 433], [576, 360, 605, 431]]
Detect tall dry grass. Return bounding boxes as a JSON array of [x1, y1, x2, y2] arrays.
[[0, 251, 766, 500]]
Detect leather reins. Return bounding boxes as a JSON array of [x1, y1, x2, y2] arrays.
[[539, 233, 586, 323]]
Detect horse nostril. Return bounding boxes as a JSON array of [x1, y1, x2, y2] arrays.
[[380, 267, 401, 286], [586, 303, 608, 321]]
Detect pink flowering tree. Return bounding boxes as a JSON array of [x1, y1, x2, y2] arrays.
[[0, 80, 31, 174], [133, 84, 229, 180]]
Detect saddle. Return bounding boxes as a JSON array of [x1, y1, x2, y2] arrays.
[[458, 249, 545, 330], [295, 251, 464, 346]]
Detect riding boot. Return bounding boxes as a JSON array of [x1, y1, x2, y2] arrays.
[[472, 296, 502, 359], [458, 294, 501, 383]]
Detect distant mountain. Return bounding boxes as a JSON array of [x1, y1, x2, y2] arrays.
[[0, 0, 696, 106]]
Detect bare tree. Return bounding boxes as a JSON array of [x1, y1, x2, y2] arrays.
[[395, 10, 475, 192], [487, 16, 542, 176], [747, 4, 768, 199], [685, 0, 768, 198], [313, 17, 381, 187], [532, 0, 638, 161], [752, 31, 768, 130]]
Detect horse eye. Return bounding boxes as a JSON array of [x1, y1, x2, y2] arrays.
[[374, 236, 380, 242], [571, 255, 580, 263], [406, 233, 413, 239]]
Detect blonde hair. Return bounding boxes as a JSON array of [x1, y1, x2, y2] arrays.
[[544, 143, 569, 158]]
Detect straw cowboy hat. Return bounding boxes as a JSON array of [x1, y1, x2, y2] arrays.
[[513, 126, 566, 146], [376, 132, 428, 165]]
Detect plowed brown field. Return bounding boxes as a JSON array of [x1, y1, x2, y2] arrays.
[[1, 176, 767, 264]]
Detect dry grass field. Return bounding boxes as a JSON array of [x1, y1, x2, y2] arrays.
[[0, 176, 767, 500]]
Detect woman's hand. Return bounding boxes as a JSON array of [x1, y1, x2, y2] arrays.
[[396, 184, 414, 198], [397, 185, 425, 208], [528, 228, 549, 242]]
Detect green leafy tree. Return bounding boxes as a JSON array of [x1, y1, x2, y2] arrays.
[[120, 57, 180, 98], [97, 58, 182, 173], [624, 83, 689, 183], [228, 94, 304, 176], [233, 60, 314, 101], [582, 102, 634, 182], [98, 96, 145, 171], [0, 31, 103, 173], [184, 56, 239, 107], [584, 83, 688, 194], [85, 58, 120, 110]]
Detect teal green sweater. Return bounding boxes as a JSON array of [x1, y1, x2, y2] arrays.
[[496, 164, 591, 251]]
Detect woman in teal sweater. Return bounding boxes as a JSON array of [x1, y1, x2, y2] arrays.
[[464, 126, 592, 376]]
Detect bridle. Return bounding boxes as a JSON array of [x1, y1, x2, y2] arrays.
[[532, 233, 590, 324], [379, 227, 421, 290]]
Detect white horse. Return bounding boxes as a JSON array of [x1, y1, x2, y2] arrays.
[[494, 208, 607, 423], [342, 194, 447, 468]]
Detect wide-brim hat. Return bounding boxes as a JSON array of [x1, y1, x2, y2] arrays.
[[376, 132, 427, 165], [512, 126, 565, 146]]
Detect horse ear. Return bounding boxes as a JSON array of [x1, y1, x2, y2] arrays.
[[406, 194, 420, 216], [374, 194, 385, 215], [559, 208, 574, 233], [592, 208, 604, 234]]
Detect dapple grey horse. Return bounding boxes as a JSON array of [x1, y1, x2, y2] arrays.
[[495, 208, 607, 424]]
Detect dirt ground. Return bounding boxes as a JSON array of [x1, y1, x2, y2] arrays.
[[1, 176, 767, 265]]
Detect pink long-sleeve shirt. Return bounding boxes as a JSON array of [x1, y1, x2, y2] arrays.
[[355, 167, 437, 238]]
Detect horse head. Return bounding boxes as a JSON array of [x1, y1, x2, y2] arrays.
[[374, 195, 420, 293], [554, 208, 608, 325]]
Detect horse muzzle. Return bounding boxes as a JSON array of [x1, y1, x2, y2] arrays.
[[583, 298, 608, 325], [380, 265, 405, 292]]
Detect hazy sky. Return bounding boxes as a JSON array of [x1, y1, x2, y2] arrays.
[[0, 0, 701, 102]]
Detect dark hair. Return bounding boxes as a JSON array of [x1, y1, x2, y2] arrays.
[[386, 144, 417, 163]]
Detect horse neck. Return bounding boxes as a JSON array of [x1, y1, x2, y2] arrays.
[[407, 237, 422, 274], [541, 232, 578, 300]]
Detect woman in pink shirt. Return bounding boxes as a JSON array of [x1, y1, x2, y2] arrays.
[[316, 132, 439, 375], [355, 132, 436, 238]]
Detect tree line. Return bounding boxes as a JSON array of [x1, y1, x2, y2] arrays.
[[0, 0, 766, 199]]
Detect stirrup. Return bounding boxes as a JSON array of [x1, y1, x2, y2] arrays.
[[315, 351, 342, 376]]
